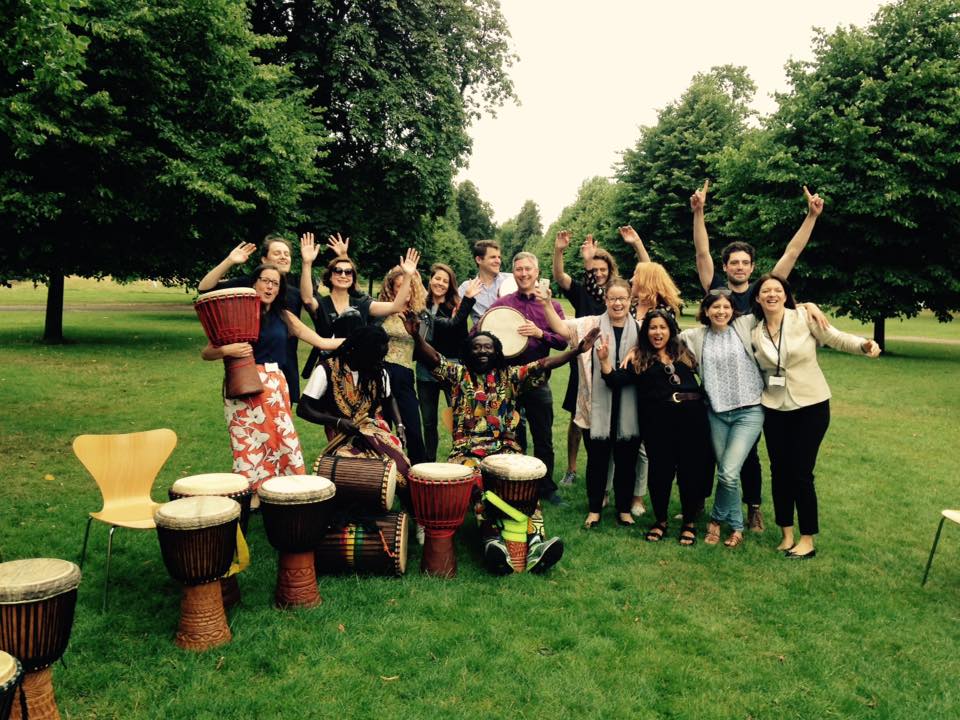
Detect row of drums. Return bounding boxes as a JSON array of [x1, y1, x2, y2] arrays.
[[0, 453, 544, 718]]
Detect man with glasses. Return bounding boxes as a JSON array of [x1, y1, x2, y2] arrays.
[[690, 180, 825, 531]]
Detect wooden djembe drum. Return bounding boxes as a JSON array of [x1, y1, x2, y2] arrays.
[[0, 651, 24, 720], [480, 455, 547, 573], [0, 558, 81, 720], [312, 455, 397, 512], [194, 287, 263, 398], [408, 463, 476, 578], [314, 512, 409, 577], [154, 496, 240, 651]]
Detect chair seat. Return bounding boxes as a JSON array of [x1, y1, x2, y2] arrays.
[[90, 505, 159, 529], [943, 509, 960, 525]]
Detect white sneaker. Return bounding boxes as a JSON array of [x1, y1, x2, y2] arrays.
[[631, 500, 647, 517]]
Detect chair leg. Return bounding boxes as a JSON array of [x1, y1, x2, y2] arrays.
[[922, 516, 947, 586], [103, 525, 118, 613], [79, 516, 93, 570]]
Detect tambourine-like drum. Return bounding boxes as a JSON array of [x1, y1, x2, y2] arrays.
[[0, 651, 23, 720], [169, 473, 252, 608], [477, 306, 529, 359], [314, 512, 408, 577], [0, 558, 81, 720], [408, 463, 476, 578], [194, 287, 263, 398], [312, 455, 396, 512], [481, 454, 547, 573], [258, 475, 336, 608], [155, 496, 239, 651]]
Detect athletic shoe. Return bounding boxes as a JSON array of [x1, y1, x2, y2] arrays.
[[560, 470, 577, 486], [526, 535, 564, 574], [747, 505, 765, 533], [483, 537, 514, 576]]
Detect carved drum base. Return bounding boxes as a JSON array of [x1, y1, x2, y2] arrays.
[[11, 668, 59, 720], [421, 532, 457, 578], [175, 582, 232, 651], [275, 552, 320, 609]]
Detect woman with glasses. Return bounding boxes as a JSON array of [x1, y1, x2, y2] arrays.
[[600, 309, 713, 545], [750, 274, 880, 559], [200, 263, 343, 497], [538, 279, 642, 528]]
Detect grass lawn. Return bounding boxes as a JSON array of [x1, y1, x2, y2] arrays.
[[1, 296, 958, 719]]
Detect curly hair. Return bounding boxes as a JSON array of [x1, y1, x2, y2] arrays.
[[378, 266, 427, 312], [633, 308, 696, 373], [630, 262, 682, 317]]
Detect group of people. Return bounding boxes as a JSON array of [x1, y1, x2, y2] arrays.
[[197, 180, 879, 569]]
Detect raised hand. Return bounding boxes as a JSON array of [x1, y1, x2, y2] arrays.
[[690, 179, 710, 213], [462, 277, 484, 299], [555, 230, 572, 251], [618, 225, 642, 247], [595, 333, 611, 361], [228, 242, 257, 266], [578, 326, 600, 352], [400, 247, 421, 275], [326, 232, 350, 257], [300, 232, 320, 264], [803, 185, 824, 217], [402, 310, 421, 337], [580, 234, 597, 262], [620, 346, 638, 369]]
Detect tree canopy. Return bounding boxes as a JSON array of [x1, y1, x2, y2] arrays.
[[456, 179, 498, 242]]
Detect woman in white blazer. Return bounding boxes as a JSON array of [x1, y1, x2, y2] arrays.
[[750, 274, 880, 559]]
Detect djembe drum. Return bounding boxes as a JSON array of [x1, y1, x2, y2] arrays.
[[477, 306, 529, 359], [314, 512, 408, 577], [0, 558, 81, 720], [408, 463, 476, 578], [194, 287, 263, 398], [480, 455, 547, 573], [0, 651, 23, 720], [155, 496, 239, 651], [258, 475, 335, 608], [312, 455, 397, 512], [169, 473, 252, 608]]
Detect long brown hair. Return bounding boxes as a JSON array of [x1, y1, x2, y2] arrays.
[[633, 308, 695, 373], [427, 263, 460, 314]]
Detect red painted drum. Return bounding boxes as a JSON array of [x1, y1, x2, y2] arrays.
[[194, 287, 263, 398], [408, 463, 475, 578]]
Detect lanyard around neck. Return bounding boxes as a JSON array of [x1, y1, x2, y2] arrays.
[[766, 317, 784, 376]]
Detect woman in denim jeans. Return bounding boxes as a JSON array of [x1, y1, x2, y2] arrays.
[[679, 289, 765, 548]]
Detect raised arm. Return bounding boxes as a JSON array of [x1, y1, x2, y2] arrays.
[[299, 232, 321, 312], [282, 310, 343, 351], [538, 327, 600, 373], [770, 185, 824, 279], [690, 180, 714, 292], [552, 231, 573, 291], [198, 242, 256, 292], [618, 226, 650, 263], [533, 283, 574, 343], [369, 248, 420, 317]]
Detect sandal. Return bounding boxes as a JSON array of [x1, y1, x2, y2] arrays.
[[645, 522, 667, 542], [678, 524, 697, 546], [724, 531, 744, 548], [704, 521, 721, 545]]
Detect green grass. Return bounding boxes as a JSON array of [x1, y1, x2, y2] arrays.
[[1, 299, 959, 720]]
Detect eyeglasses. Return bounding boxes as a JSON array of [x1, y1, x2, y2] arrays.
[[663, 362, 681, 386], [709, 287, 733, 298], [332, 267, 354, 276], [256, 277, 280, 288], [606, 295, 629, 305]]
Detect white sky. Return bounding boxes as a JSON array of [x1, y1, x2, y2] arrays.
[[458, 0, 888, 225]]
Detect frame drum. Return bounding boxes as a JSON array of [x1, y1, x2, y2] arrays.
[[477, 306, 529, 359]]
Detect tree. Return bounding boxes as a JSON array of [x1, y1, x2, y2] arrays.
[[501, 199, 542, 262], [456, 179, 497, 241], [0, 0, 324, 342], [536, 176, 622, 274], [716, 0, 960, 346], [250, 0, 516, 281], [616, 65, 756, 301], [423, 197, 475, 283]]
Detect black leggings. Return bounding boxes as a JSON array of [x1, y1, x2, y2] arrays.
[[582, 431, 640, 514]]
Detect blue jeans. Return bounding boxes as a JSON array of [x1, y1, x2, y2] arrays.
[[707, 405, 765, 531]]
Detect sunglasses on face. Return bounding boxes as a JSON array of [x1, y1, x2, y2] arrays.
[[332, 267, 354, 276]]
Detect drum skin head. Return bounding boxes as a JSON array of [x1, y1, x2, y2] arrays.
[[171, 473, 249, 496], [478, 306, 529, 358], [0, 558, 82, 603], [409, 462, 474, 482], [480, 454, 546, 481], [154, 496, 240, 530], [195, 287, 258, 302], [0, 651, 21, 687], [259, 475, 336, 505]]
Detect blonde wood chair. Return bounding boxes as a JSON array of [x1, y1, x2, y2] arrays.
[[922, 509, 960, 586], [74, 428, 177, 610], [441, 407, 453, 433]]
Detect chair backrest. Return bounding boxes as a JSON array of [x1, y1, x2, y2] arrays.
[[73, 429, 177, 512]]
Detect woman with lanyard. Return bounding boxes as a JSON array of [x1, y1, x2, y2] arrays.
[[417, 263, 481, 461], [750, 274, 879, 558], [537, 279, 641, 528], [200, 263, 343, 498], [601, 309, 714, 545]]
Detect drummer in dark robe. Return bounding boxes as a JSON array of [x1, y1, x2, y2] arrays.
[[404, 312, 599, 575]]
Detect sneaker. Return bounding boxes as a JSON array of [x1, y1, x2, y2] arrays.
[[631, 499, 647, 517], [747, 505, 765, 533], [546, 493, 568, 507], [526, 535, 564, 574], [415, 524, 426, 546], [483, 537, 514, 576], [560, 470, 577, 486]]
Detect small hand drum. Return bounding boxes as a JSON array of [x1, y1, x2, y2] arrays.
[[312, 455, 396, 513], [314, 512, 408, 577], [0, 651, 23, 720], [480, 454, 547, 573], [194, 287, 263, 398], [0, 558, 81, 720], [258, 475, 336, 608], [155, 496, 240, 651], [408, 463, 476, 578], [477, 306, 529, 359]]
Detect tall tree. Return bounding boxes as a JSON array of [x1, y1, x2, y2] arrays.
[[250, 0, 516, 280], [1, 0, 324, 342], [537, 177, 622, 274], [424, 197, 475, 283], [500, 199, 542, 262], [456, 179, 497, 241], [616, 65, 755, 301], [716, 0, 960, 346]]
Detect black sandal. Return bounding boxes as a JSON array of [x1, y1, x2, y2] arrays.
[[679, 524, 697, 546], [645, 521, 668, 542]]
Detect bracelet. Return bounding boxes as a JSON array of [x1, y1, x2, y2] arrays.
[[336, 418, 343, 429]]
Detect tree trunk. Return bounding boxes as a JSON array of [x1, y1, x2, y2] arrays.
[[43, 271, 65, 344], [873, 316, 886, 353]]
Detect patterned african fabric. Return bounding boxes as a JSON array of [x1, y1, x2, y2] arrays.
[[225, 364, 305, 491]]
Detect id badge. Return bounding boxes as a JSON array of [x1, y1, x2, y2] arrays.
[[768, 375, 786, 387]]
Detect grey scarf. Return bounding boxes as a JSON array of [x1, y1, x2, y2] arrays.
[[589, 313, 639, 440]]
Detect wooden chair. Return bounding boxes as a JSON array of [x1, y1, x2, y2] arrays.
[[922, 509, 960, 586], [74, 429, 177, 610], [441, 407, 453, 433]]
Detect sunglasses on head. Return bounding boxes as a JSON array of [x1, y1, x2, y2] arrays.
[[332, 267, 354, 276], [709, 287, 733, 297]]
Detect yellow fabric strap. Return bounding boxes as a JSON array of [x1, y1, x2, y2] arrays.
[[226, 525, 250, 577]]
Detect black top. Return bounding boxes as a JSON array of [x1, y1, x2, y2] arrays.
[[426, 297, 476, 359], [602, 356, 701, 403], [562, 276, 607, 318], [709, 273, 755, 315], [310, 293, 374, 338]]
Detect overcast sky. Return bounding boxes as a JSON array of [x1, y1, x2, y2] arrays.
[[458, 0, 889, 225]]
